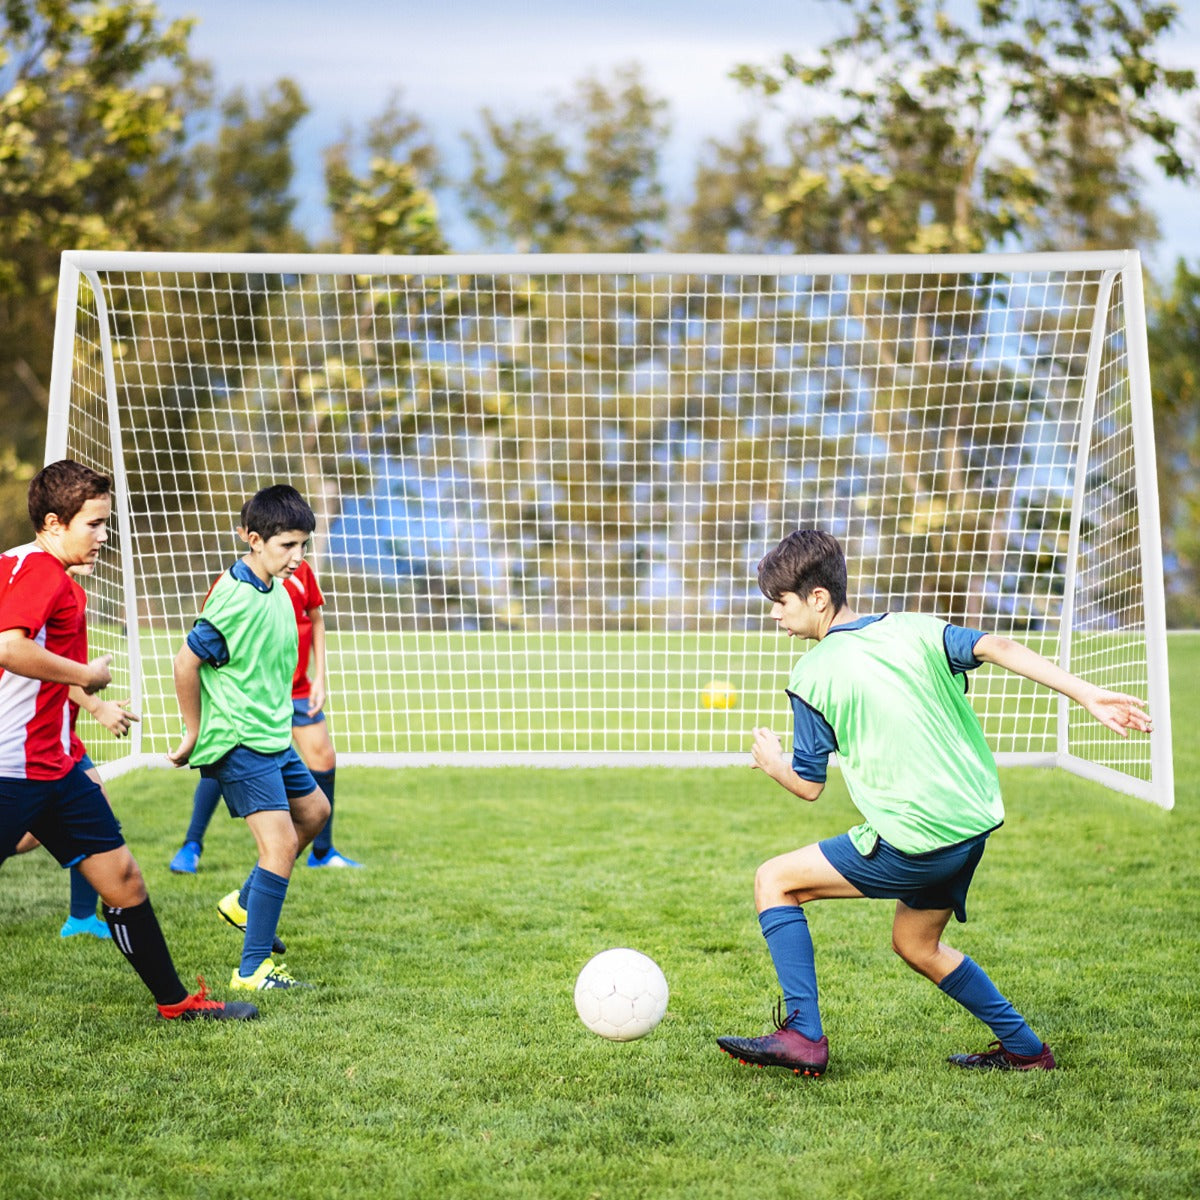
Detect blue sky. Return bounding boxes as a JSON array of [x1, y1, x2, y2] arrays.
[[157, 0, 1200, 268]]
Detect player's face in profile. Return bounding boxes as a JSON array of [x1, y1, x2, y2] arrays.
[[58, 495, 111, 569], [770, 590, 818, 639], [256, 529, 309, 580]]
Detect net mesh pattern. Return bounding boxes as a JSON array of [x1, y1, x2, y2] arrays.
[[54, 262, 1153, 785]]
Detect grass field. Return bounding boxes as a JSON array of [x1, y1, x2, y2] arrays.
[[1, 638, 1196, 1200]]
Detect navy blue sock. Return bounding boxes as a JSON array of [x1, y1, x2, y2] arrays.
[[938, 955, 1044, 1056], [239, 867, 289, 977], [68, 866, 100, 920], [759, 905, 823, 1041], [238, 865, 257, 909], [185, 776, 222, 847], [311, 767, 336, 856]]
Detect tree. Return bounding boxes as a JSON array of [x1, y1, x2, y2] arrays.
[[676, 0, 1199, 623], [463, 64, 670, 252], [175, 79, 310, 253], [323, 95, 446, 255], [679, 122, 780, 253], [0, 0, 206, 548], [688, 0, 1197, 254], [1146, 259, 1200, 625]]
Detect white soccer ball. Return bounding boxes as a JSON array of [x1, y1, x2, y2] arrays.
[[574, 948, 669, 1042]]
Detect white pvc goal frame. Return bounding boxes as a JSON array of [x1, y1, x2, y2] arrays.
[[46, 250, 1173, 808]]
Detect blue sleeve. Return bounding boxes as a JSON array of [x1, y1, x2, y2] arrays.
[[943, 623, 986, 674], [187, 618, 230, 668], [787, 692, 838, 782]]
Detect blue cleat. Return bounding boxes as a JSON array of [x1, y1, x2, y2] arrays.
[[60, 914, 112, 940], [169, 841, 202, 874], [306, 847, 364, 869]]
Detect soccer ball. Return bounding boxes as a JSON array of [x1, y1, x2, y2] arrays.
[[700, 679, 737, 710], [574, 948, 669, 1042]]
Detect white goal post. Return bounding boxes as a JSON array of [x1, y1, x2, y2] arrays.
[[45, 250, 1173, 808]]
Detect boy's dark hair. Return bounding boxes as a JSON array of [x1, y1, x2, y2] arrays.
[[241, 485, 316, 541], [757, 530, 848, 609], [28, 460, 111, 531]]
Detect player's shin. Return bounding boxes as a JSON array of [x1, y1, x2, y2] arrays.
[[239, 867, 289, 977], [759, 905, 823, 1039], [937, 955, 1044, 1056], [103, 898, 188, 1006]]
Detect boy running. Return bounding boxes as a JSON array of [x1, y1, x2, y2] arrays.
[[0, 459, 257, 1021], [169, 485, 330, 992], [10, 556, 138, 940], [717, 530, 1152, 1077], [169, 541, 361, 872]]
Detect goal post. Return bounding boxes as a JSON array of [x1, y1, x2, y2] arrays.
[[45, 250, 1174, 808]]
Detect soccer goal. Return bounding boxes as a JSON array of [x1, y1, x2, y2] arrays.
[[46, 250, 1173, 807]]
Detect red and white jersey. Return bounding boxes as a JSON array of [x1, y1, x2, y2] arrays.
[[0, 544, 86, 780], [283, 559, 324, 700]]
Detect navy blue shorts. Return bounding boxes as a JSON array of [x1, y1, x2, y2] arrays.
[[200, 745, 317, 819], [818, 830, 992, 923], [0, 763, 124, 868], [291, 697, 327, 728]]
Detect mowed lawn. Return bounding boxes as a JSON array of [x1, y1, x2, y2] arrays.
[[0, 637, 1196, 1200]]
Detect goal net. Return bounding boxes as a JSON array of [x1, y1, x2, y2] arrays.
[[46, 250, 1173, 807]]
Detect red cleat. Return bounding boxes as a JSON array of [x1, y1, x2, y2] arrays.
[[157, 977, 259, 1022]]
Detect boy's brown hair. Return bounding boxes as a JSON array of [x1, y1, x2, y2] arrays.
[[757, 530, 848, 609], [28, 460, 112, 532]]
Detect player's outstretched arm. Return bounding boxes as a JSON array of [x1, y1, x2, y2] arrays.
[[974, 634, 1153, 738], [749, 726, 824, 801], [168, 644, 203, 766]]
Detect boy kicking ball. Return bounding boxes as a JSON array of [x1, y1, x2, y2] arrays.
[[169, 485, 330, 992], [0, 460, 257, 1021], [717, 529, 1152, 1077]]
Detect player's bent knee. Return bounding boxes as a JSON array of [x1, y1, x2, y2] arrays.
[[88, 848, 148, 908], [753, 858, 792, 910], [892, 934, 937, 976], [301, 792, 331, 836], [308, 747, 335, 773]]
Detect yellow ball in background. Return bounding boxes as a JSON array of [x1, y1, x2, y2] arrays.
[[700, 680, 738, 710]]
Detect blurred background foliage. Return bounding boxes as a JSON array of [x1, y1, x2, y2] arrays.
[[3, 0, 1199, 624]]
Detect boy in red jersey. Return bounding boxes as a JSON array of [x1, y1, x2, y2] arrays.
[[0, 460, 257, 1021], [169, 532, 362, 873], [10, 556, 138, 939]]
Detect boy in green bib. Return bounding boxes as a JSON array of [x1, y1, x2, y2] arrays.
[[169, 485, 330, 991], [717, 530, 1153, 1077]]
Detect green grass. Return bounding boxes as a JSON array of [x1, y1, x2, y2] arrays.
[[2, 638, 1198, 1199]]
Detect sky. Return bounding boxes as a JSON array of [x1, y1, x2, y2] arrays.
[[154, 0, 1200, 270]]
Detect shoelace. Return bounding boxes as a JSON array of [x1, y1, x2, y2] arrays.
[[771, 997, 801, 1033], [161, 976, 220, 1015], [187, 976, 223, 1009]]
